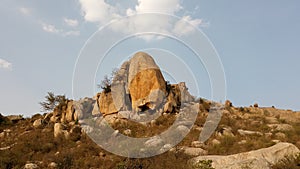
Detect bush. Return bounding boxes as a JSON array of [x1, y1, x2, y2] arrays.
[[39, 92, 68, 112], [192, 160, 215, 169], [271, 153, 300, 169]]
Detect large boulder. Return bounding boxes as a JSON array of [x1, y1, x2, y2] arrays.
[[164, 84, 181, 113], [128, 52, 167, 112], [73, 98, 95, 121], [189, 142, 300, 169], [65, 100, 75, 122], [99, 92, 119, 116], [177, 82, 194, 103]]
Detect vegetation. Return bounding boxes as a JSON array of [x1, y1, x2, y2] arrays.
[[192, 160, 214, 169], [271, 153, 300, 169], [39, 92, 68, 112], [98, 69, 119, 93]]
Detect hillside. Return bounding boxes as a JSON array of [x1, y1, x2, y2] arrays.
[[1, 52, 300, 169]]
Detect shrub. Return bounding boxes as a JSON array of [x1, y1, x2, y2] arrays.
[[39, 92, 68, 112], [98, 75, 112, 93], [192, 160, 215, 169], [271, 153, 300, 169]]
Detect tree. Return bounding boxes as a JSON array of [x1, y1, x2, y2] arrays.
[[39, 92, 67, 112], [97, 68, 120, 93], [97, 75, 112, 93]]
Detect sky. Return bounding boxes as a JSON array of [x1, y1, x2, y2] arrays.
[[0, 0, 300, 116]]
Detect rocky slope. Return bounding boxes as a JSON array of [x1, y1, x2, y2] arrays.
[[1, 52, 300, 169]]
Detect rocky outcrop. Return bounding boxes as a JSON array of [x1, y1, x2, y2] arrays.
[[99, 92, 118, 116], [128, 52, 167, 112], [6, 115, 24, 123], [164, 84, 181, 113], [50, 98, 94, 123], [190, 142, 300, 169], [95, 52, 195, 117]]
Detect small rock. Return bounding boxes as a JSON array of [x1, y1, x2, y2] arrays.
[[176, 125, 190, 135], [48, 162, 57, 168], [191, 141, 204, 148], [145, 137, 164, 149], [238, 129, 263, 136], [99, 152, 106, 157], [54, 123, 69, 139], [275, 132, 286, 139], [150, 120, 156, 126], [0, 132, 4, 138], [238, 140, 247, 145], [81, 125, 94, 134], [272, 140, 281, 143], [159, 144, 173, 153], [0, 145, 12, 151], [4, 129, 11, 133], [212, 139, 221, 146], [181, 147, 207, 157], [24, 163, 38, 169], [254, 103, 259, 108], [123, 129, 132, 135], [193, 126, 203, 132], [268, 124, 294, 132], [222, 127, 235, 137], [33, 119, 43, 128], [225, 100, 232, 107]]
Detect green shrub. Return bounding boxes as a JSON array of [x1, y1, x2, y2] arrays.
[[192, 160, 215, 169]]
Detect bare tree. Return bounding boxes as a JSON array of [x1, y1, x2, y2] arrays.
[[39, 92, 67, 112]]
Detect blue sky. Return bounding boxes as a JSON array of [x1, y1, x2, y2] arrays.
[[0, 0, 299, 116]]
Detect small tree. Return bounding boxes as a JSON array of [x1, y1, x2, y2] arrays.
[[97, 68, 120, 93], [98, 75, 112, 93], [39, 92, 68, 112]]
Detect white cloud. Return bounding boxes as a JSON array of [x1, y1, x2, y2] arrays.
[[41, 22, 80, 37], [64, 18, 79, 27], [0, 59, 12, 71], [79, 0, 206, 40], [127, 0, 182, 15], [19, 7, 31, 16], [79, 0, 120, 24], [42, 23, 62, 34], [173, 16, 204, 36]]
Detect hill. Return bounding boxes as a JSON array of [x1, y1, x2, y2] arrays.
[[1, 52, 299, 169]]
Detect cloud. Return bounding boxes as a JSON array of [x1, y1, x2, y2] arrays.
[[0, 59, 12, 71], [42, 23, 62, 34], [79, 0, 120, 24], [127, 0, 182, 15], [79, 0, 206, 40], [173, 16, 205, 36], [41, 22, 80, 36], [64, 18, 79, 27], [19, 7, 31, 16]]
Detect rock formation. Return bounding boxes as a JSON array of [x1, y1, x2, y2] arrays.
[[190, 142, 300, 169], [128, 52, 167, 112], [95, 52, 194, 117]]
